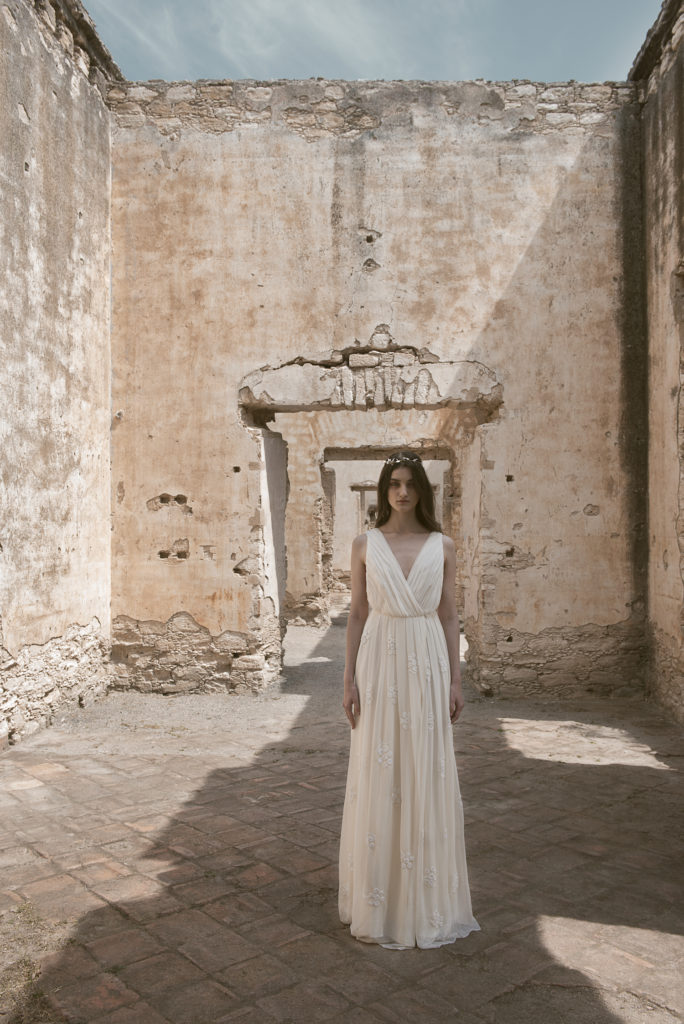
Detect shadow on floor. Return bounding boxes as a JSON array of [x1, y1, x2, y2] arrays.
[[4, 614, 684, 1023]]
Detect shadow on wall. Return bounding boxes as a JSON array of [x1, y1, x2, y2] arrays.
[[5, 614, 682, 1023], [246, 99, 648, 702], [440, 99, 648, 695]]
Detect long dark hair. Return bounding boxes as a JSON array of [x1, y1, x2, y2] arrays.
[[375, 451, 442, 532]]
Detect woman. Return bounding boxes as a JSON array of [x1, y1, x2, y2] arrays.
[[338, 450, 479, 949]]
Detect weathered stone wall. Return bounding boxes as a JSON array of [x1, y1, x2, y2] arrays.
[[108, 76, 648, 698], [4, 0, 682, 729], [633, 1, 684, 722], [0, 0, 114, 743]]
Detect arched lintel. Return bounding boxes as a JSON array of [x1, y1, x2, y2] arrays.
[[239, 347, 503, 418]]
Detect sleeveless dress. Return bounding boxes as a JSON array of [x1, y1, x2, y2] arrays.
[[338, 528, 479, 949]]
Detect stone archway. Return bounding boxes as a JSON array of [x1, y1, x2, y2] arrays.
[[239, 330, 504, 673]]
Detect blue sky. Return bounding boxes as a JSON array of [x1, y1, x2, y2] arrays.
[[86, 0, 663, 84]]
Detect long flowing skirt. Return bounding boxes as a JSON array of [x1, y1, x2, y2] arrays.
[[338, 607, 479, 949]]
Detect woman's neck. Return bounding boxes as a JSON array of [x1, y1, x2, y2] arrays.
[[383, 510, 423, 533]]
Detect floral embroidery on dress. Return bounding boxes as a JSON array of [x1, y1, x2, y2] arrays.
[[339, 883, 349, 898], [429, 909, 445, 930], [400, 711, 411, 731], [401, 851, 415, 870], [360, 628, 370, 646], [438, 654, 449, 675], [388, 686, 398, 705], [391, 787, 402, 805], [349, 785, 357, 803], [377, 743, 393, 768], [424, 866, 437, 887], [442, 826, 448, 841], [367, 833, 376, 850], [408, 653, 418, 675], [386, 635, 396, 654], [438, 755, 446, 779], [366, 888, 385, 907], [449, 871, 460, 895], [425, 661, 432, 683], [427, 711, 435, 732]]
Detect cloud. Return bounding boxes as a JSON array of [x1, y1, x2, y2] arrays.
[[203, 0, 488, 80], [84, 0, 662, 85], [87, 0, 490, 82]]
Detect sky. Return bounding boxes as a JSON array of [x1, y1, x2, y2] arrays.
[[85, 0, 664, 85]]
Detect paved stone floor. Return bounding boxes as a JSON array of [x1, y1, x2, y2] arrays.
[[1, 614, 683, 1024]]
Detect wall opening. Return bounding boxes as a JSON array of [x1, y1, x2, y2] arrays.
[[238, 342, 503, 681]]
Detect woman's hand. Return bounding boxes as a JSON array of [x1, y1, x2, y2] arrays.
[[450, 680, 464, 722], [343, 684, 361, 728]]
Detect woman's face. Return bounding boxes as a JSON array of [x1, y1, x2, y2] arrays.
[[387, 466, 419, 514]]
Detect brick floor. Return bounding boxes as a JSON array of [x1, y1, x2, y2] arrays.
[[1, 618, 683, 1023]]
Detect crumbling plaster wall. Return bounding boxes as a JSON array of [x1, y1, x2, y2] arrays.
[[636, 2, 684, 722], [107, 73, 647, 699], [0, 0, 115, 743]]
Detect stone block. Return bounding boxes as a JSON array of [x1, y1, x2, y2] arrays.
[[546, 112, 576, 125], [113, 620, 142, 643], [511, 84, 537, 97], [215, 630, 249, 653], [502, 667, 539, 683], [128, 85, 159, 102], [166, 85, 196, 102], [232, 654, 265, 671], [579, 85, 613, 102], [172, 664, 207, 682], [370, 330, 392, 349], [348, 353, 380, 368], [140, 620, 167, 636], [168, 613, 204, 634]]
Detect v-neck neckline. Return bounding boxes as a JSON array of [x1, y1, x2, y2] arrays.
[[375, 529, 435, 582]]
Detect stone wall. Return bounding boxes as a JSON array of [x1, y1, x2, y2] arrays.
[[633, 0, 684, 723], [5, 0, 681, 723], [108, 76, 648, 698], [0, 0, 115, 742]]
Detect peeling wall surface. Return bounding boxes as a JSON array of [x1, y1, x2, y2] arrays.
[[109, 75, 648, 698], [638, 4, 684, 721], [0, 0, 112, 741]]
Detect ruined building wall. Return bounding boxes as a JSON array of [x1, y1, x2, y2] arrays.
[[0, 0, 115, 742], [107, 78, 648, 699], [634, 2, 684, 722]]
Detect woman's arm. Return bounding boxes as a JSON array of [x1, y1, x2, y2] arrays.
[[343, 534, 369, 728], [437, 535, 464, 722]]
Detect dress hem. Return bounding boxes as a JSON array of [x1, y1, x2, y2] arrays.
[[344, 919, 481, 950]]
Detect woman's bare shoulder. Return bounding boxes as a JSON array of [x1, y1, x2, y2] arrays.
[[350, 533, 368, 566]]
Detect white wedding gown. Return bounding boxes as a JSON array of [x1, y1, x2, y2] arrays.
[[338, 528, 479, 949]]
